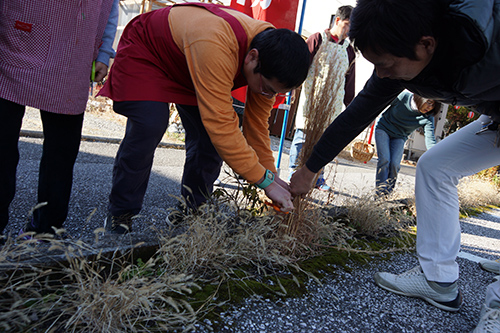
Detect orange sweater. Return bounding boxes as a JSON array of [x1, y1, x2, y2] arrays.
[[169, 6, 276, 183]]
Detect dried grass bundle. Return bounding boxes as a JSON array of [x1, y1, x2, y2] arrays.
[[285, 40, 347, 240], [157, 202, 298, 275], [0, 237, 198, 332], [340, 193, 415, 237], [298, 43, 345, 169], [458, 175, 500, 212]]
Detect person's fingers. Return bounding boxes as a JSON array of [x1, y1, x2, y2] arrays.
[[94, 62, 108, 82], [280, 199, 294, 212]]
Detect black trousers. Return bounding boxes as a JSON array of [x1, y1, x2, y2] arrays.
[[0, 98, 83, 234], [108, 101, 222, 216]]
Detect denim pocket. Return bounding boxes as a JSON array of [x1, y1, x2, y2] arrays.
[[0, 12, 52, 69]]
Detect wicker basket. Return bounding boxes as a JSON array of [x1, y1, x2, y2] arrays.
[[351, 140, 375, 163]]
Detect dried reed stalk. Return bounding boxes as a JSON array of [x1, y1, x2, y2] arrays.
[[285, 40, 346, 239]]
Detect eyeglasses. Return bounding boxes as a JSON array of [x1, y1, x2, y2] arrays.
[[259, 74, 288, 98], [425, 100, 435, 106]]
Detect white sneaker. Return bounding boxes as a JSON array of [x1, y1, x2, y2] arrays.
[[374, 265, 462, 312], [481, 259, 500, 275], [473, 305, 500, 333]]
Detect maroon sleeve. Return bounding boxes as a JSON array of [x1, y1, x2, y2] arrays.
[[306, 32, 323, 60], [344, 44, 356, 106]]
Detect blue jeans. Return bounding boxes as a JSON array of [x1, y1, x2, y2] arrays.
[[375, 128, 405, 195], [288, 128, 325, 180], [288, 128, 304, 174]]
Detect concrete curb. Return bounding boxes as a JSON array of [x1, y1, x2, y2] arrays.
[[20, 129, 186, 150]]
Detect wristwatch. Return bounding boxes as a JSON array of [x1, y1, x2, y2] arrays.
[[256, 169, 275, 189]]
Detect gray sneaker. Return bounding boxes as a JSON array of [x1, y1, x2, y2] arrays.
[[473, 305, 500, 333], [104, 212, 135, 234], [374, 265, 462, 312], [481, 259, 500, 275]]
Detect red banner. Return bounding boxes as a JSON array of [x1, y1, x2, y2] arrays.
[[230, 0, 299, 30], [230, 0, 299, 105]]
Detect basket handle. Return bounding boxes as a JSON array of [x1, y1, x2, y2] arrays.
[[362, 126, 370, 144]]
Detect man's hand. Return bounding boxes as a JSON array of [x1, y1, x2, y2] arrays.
[[264, 181, 293, 212], [94, 61, 109, 82], [290, 166, 316, 197], [273, 173, 290, 192]]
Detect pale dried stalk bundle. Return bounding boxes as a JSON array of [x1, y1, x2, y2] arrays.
[[157, 202, 297, 275], [285, 41, 346, 239], [299, 43, 344, 167], [458, 176, 500, 212], [0, 238, 197, 332]]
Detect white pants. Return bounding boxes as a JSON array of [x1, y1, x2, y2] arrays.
[[416, 115, 500, 302]]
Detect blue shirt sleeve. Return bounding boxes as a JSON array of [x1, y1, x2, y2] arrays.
[[423, 117, 437, 149], [96, 0, 119, 66]]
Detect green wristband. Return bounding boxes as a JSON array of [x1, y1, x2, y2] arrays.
[[256, 169, 275, 189]]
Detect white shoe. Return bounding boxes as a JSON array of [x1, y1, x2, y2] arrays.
[[473, 305, 500, 333], [481, 259, 500, 275], [214, 178, 222, 186], [374, 265, 462, 312]]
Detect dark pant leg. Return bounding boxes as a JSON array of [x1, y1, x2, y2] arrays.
[[108, 101, 170, 216], [0, 99, 25, 234], [31, 111, 84, 233], [175, 104, 223, 209]]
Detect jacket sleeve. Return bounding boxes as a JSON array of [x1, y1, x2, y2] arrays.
[[185, 39, 274, 183], [344, 44, 356, 106], [306, 71, 403, 173], [306, 32, 323, 59], [423, 118, 437, 149], [242, 91, 277, 174], [96, 0, 119, 66]]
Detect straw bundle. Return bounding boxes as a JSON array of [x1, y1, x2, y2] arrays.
[[285, 39, 348, 239]]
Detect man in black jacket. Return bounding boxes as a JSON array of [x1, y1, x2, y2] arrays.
[[290, 0, 500, 330]]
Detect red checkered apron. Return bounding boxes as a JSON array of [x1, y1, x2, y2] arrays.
[[0, 0, 114, 114]]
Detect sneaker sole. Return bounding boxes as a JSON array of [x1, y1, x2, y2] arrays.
[[375, 276, 462, 312]]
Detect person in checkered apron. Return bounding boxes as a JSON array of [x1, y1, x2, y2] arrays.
[[0, 0, 119, 238]]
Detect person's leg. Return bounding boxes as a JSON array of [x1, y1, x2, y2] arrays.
[[485, 279, 500, 308], [416, 116, 500, 283], [374, 116, 500, 312], [374, 128, 391, 195], [108, 101, 170, 217], [176, 104, 223, 210], [288, 128, 305, 178], [386, 137, 405, 194], [30, 111, 84, 233], [0, 99, 25, 234], [474, 279, 500, 332]]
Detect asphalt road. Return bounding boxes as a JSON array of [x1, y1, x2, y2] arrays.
[[7, 108, 500, 332]]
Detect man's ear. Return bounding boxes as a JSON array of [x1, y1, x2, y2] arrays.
[[244, 48, 259, 66], [419, 36, 437, 55]]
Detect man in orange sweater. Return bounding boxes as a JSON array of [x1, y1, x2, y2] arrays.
[[99, 3, 310, 233]]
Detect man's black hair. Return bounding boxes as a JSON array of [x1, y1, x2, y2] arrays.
[[249, 28, 311, 89], [329, 5, 353, 29], [349, 0, 445, 59]]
